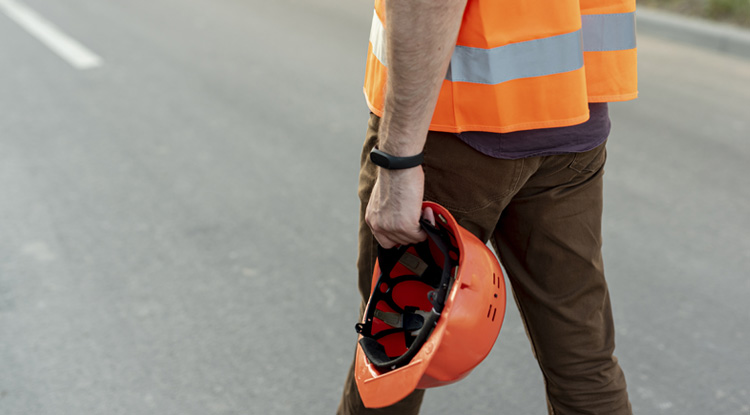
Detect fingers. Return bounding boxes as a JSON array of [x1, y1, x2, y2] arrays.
[[367, 207, 437, 249], [367, 214, 427, 249]]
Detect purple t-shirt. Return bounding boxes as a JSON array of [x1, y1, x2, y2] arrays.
[[456, 103, 610, 159]]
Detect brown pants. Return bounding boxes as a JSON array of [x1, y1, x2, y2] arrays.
[[337, 114, 632, 415]]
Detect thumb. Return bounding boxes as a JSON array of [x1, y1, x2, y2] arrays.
[[421, 206, 436, 226]]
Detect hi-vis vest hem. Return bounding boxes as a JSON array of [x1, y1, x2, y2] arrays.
[[589, 92, 639, 103], [364, 88, 593, 135], [364, 0, 638, 134]]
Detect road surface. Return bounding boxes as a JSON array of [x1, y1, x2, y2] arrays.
[[1, 0, 748, 414]]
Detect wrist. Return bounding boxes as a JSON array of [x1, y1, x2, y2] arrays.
[[370, 147, 424, 170], [378, 116, 427, 157]]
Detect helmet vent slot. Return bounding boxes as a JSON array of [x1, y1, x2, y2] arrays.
[[487, 304, 498, 321]]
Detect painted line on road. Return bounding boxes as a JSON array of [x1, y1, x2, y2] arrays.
[[0, 0, 102, 69]]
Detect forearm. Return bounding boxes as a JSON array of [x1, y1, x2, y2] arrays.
[[378, 0, 467, 156]]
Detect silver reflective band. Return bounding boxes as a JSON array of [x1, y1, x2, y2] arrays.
[[368, 10, 636, 85], [582, 12, 637, 52], [369, 10, 387, 66], [447, 30, 584, 84]]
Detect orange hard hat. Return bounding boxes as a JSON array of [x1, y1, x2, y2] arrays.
[[354, 202, 506, 408]]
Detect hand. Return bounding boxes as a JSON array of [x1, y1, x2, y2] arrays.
[[365, 167, 435, 249]]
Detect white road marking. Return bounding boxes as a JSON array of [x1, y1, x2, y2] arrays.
[[0, 0, 102, 69]]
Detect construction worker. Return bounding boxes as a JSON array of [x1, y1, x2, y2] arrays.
[[338, 0, 637, 413]]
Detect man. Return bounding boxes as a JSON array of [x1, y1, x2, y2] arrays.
[[338, 0, 637, 413]]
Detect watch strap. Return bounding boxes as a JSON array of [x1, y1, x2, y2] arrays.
[[369, 148, 424, 170]]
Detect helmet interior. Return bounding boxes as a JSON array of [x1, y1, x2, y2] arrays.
[[356, 219, 459, 373]]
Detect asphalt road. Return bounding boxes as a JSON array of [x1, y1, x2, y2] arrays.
[[1, 1, 748, 414]]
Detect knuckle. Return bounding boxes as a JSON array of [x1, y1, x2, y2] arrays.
[[365, 214, 378, 231]]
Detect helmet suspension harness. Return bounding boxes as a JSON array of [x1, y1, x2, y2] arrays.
[[356, 217, 459, 372]]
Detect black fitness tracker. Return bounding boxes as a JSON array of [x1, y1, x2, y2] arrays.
[[369, 148, 424, 170]]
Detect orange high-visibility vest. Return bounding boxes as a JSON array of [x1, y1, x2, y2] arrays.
[[364, 0, 638, 133]]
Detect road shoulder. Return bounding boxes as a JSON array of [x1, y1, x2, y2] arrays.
[[638, 6, 750, 60]]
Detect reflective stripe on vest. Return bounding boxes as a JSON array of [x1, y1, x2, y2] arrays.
[[368, 10, 636, 86], [364, 0, 638, 133], [582, 12, 637, 52]]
